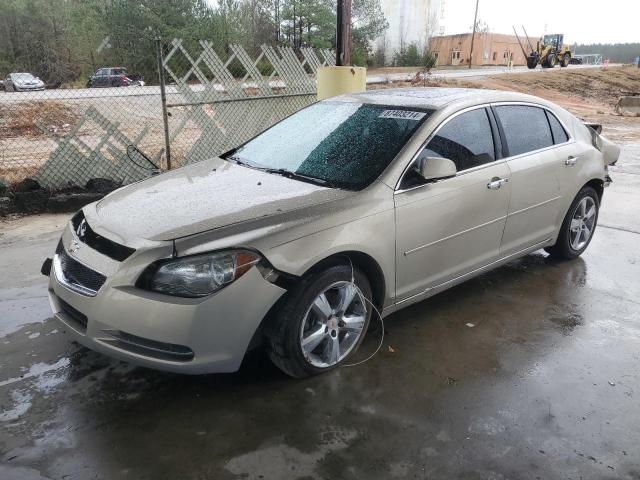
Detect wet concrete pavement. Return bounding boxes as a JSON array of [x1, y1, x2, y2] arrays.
[[1, 149, 640, 479]]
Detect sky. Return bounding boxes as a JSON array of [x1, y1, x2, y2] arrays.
[[442, 0, 640, 44]]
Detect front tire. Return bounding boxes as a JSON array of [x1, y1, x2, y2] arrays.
[[561, 53, 570, 67], [545, 186, 599, 259], [266, 264, 372, 378]]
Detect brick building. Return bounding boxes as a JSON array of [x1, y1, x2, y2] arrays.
[[429, 32, 535, 67]]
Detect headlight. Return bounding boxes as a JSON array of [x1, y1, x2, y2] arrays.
[[137, 250, 260, 298]]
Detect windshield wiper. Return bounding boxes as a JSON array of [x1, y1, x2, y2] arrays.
[[223, 153, 335, 188], [259, 168, 333, 187], [225, 155, 250, 167]]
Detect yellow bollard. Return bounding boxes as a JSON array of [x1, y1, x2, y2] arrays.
[[317, 66, 367, 100]]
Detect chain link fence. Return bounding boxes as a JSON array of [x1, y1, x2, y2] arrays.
[[161, 39, 334, 168], [0, 38, 334, 191]]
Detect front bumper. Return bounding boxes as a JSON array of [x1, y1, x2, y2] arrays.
[[47, 225, 286, 374], [15, 85, 45, 91]]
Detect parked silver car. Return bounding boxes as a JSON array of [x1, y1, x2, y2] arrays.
[[4, 72, 45, 92], [44, 88, 619, 377]]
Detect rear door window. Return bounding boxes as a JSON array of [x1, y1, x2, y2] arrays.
[[495, 105, 553, 156], [419, 108, 496, 172], [546, 110, 569, 144]]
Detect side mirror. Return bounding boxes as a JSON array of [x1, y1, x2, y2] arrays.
[[418, 156, 457, 182]]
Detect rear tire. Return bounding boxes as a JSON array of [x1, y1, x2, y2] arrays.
[[266, 264, 372, 378], [545, 186, 599, 260]]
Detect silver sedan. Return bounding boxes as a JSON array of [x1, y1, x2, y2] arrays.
[[44, 88, 619, 377], [4, 72, 45, 92]]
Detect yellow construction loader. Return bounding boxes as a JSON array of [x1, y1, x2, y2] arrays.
[[513, 26, 573, 69]]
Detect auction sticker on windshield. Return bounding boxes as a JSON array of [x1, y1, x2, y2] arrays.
[[378, 110, 427, 121]]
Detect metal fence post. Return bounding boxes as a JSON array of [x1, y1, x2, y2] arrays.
[[156, 38, 172, 170]]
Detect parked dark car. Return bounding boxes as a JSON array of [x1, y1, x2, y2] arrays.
[[4, 73, 45, 92], [569, 57, 583, 65], [86, 67, 134, 88]]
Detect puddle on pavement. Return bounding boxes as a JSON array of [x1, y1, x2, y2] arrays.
[[548, 312, 585, 335]]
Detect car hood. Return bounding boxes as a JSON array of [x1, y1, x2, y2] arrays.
[[16, 78, 42, 85], [90, 158, 353, 243]]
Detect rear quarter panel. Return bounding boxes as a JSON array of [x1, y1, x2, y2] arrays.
[[550, 114, 605, 236]]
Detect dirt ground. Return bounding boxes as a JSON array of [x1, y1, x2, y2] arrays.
[[477, 66, 640, 144], [0, 102, 78, 139]]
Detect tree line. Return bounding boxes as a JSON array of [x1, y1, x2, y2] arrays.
[[0, 0, 388, 86], [573, 43, 640, 63]]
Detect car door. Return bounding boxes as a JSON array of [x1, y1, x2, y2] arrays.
[[97, 69, 108, 87], [544, 109, 588, 196], [493, 104, 563, 256], [110, 68, 121, 86], [102, 69, 112, 86], [394, 107, 511, 302]]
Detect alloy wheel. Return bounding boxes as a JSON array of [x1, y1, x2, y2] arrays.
[[569, 196, 596, 250], [299, 281, 368, 368]]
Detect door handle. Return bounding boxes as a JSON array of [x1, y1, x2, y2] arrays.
[[487, 177, 509, 190], [565, 155, 577, 166]]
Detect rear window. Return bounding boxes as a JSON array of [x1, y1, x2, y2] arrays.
[[495, 105, 553, 156], [546, 110, 569, 144]]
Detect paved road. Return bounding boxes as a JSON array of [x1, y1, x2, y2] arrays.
[[0, 137, 639, 478], [0, 64, 611, 104]]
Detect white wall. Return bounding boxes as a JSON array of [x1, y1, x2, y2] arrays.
[[374, 0, 441, 64]]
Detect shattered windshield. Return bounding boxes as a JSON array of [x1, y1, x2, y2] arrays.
[[227, 102, 432, 190]]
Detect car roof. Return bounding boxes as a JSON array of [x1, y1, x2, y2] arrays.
[[331, 87, 551, 111]]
